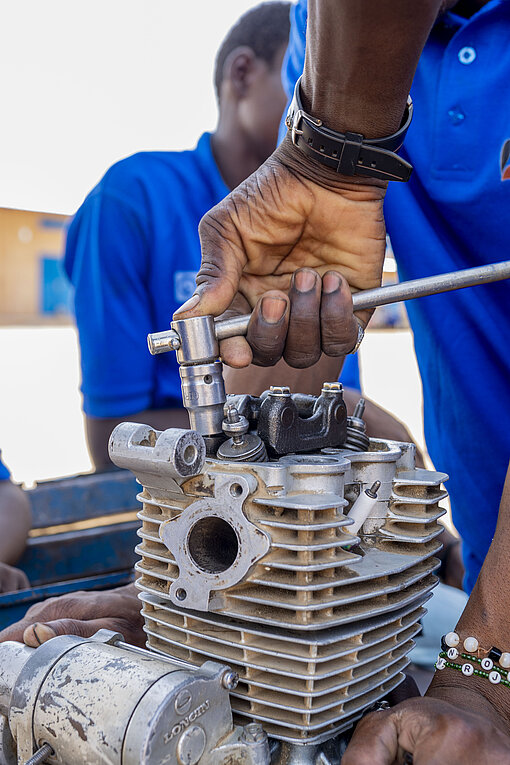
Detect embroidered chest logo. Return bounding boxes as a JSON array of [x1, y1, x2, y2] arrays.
[[500, 139, 510, 181]]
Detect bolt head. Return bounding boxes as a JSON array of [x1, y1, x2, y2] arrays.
[[222, 669, 239, 690], [322, 381, 342, 392], [242, 723, 266, 743], [269, 386, 291, 396]]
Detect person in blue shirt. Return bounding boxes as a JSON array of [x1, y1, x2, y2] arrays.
[[65, 1, 415, 472], [279, 0, 509, 600], [0, 453, 31, 593], [171, 0, 510, 758]]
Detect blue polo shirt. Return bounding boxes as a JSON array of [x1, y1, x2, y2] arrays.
[[64, 134, 230, 417], [65, 132, 360, 420], [0, 453, 10, 482], [283, 0, 510, 592]]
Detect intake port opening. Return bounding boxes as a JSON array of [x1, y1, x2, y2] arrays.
[[188, 516, 239, 574]]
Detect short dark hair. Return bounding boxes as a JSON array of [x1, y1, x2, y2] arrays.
[[214, 2, 291, 99]]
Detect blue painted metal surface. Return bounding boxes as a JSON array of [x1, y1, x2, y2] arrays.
[[18, 521, 140, 586], [28, 470, 140, 528], [0, 469, 142, 630]]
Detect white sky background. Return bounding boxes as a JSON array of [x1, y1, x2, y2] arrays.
[[0, 0, 262, 215]]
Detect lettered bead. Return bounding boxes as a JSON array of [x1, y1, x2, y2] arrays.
[[500, 652, 510, 669], [445, 632, 460, 648], [489, 670, 501, 684], [481, 658, 494, 671], [463, 637, 479, 653], [436, 658, 446, 670], [447, 647, 459, 660], [462, 663, 474, 676]]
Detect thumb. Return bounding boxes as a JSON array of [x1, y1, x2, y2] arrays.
[[173, 205, 245, 319]]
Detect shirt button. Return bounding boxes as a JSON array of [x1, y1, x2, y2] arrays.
[[458, 46, 476, 65], [448, 106, 465, 125]]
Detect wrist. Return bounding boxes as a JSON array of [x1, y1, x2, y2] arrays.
[[428, 674, 510, 734], [300, 70, 408, 139], [274, 134, 388, 196]]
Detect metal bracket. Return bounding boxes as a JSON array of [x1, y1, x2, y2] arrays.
[[159, 473, 270, 611], [257, 384, 347, 457]]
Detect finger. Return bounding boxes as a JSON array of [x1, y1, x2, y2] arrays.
[[219, 336, 253, 368], [386, 675, 421, 706], [342, 711, 400, 765], [246, 292, 290, 367], [23, 616, 142, 648], [283, 269, 321, 368], [217, 293, 253, 368], [320, 271, 360, 356], [0, 567, 29, 594], [173, 206, 245, 320], [14, 569, 30, 591]]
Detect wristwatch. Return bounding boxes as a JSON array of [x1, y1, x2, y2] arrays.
[[285, 76, 413, 182]]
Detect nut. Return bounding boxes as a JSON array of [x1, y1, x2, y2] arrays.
[[269, 386, 291, 396]]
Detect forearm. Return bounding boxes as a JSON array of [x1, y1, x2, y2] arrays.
[[224, 355, 343, 397], [0, 482, 32, 564], [428, 463, 510, 728], [302, 0, 442, 136]]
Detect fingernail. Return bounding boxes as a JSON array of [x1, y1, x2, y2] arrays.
[[175, 293, 200, 315], [24, 622, 56, 647], [294, 269, 317, 292], [323, 272, 341, 294], [261, 297, 287, 324]]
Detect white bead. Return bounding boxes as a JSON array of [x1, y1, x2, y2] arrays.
[[463, 637, 479, 653], [447, 647, 459, 660], [489, 670, 501, 684], [436, 658, 446, 670], [481, 658, 494, 671], [500, 652, 510, 669], [445, 632, 460, 648], [462, 663, 474, 676]]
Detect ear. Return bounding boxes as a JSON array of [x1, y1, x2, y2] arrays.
[[221, 46, 258, 100]]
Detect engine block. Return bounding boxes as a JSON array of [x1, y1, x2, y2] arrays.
[[110, 397, 447, 755]]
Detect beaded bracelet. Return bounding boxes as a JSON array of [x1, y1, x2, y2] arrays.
[[442, 632, 510, 669], [435, 631, 510, 687], [436, 652, 510, 685]]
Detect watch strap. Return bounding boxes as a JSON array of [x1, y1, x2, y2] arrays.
[[286, 77, 413, 182]]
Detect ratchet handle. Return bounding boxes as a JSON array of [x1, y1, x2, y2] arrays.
[[148, 260, 510, 355]]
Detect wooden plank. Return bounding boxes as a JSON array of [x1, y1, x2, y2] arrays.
[[17, 522, 140, 586], [27, 470, 140, 528]]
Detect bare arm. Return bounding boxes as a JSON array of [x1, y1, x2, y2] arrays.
[[302, 0, 442, 137], [428, 462, 510, 724], [177, 1, 444, 370], [0, 481, 31, 564], [86, 408, 190, 471]]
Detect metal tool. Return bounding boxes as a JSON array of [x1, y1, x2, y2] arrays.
[[146, 260, 510, 445], [148, 260, 510, 355]]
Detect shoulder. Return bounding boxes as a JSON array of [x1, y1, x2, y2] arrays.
[[98, 139, 213, 205]]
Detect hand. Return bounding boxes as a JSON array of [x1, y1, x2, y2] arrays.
[[175, 137, 387, 369], [0, 561, 29, 593], [0, 584, 145, 647], [343, 695, 510, 765]]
